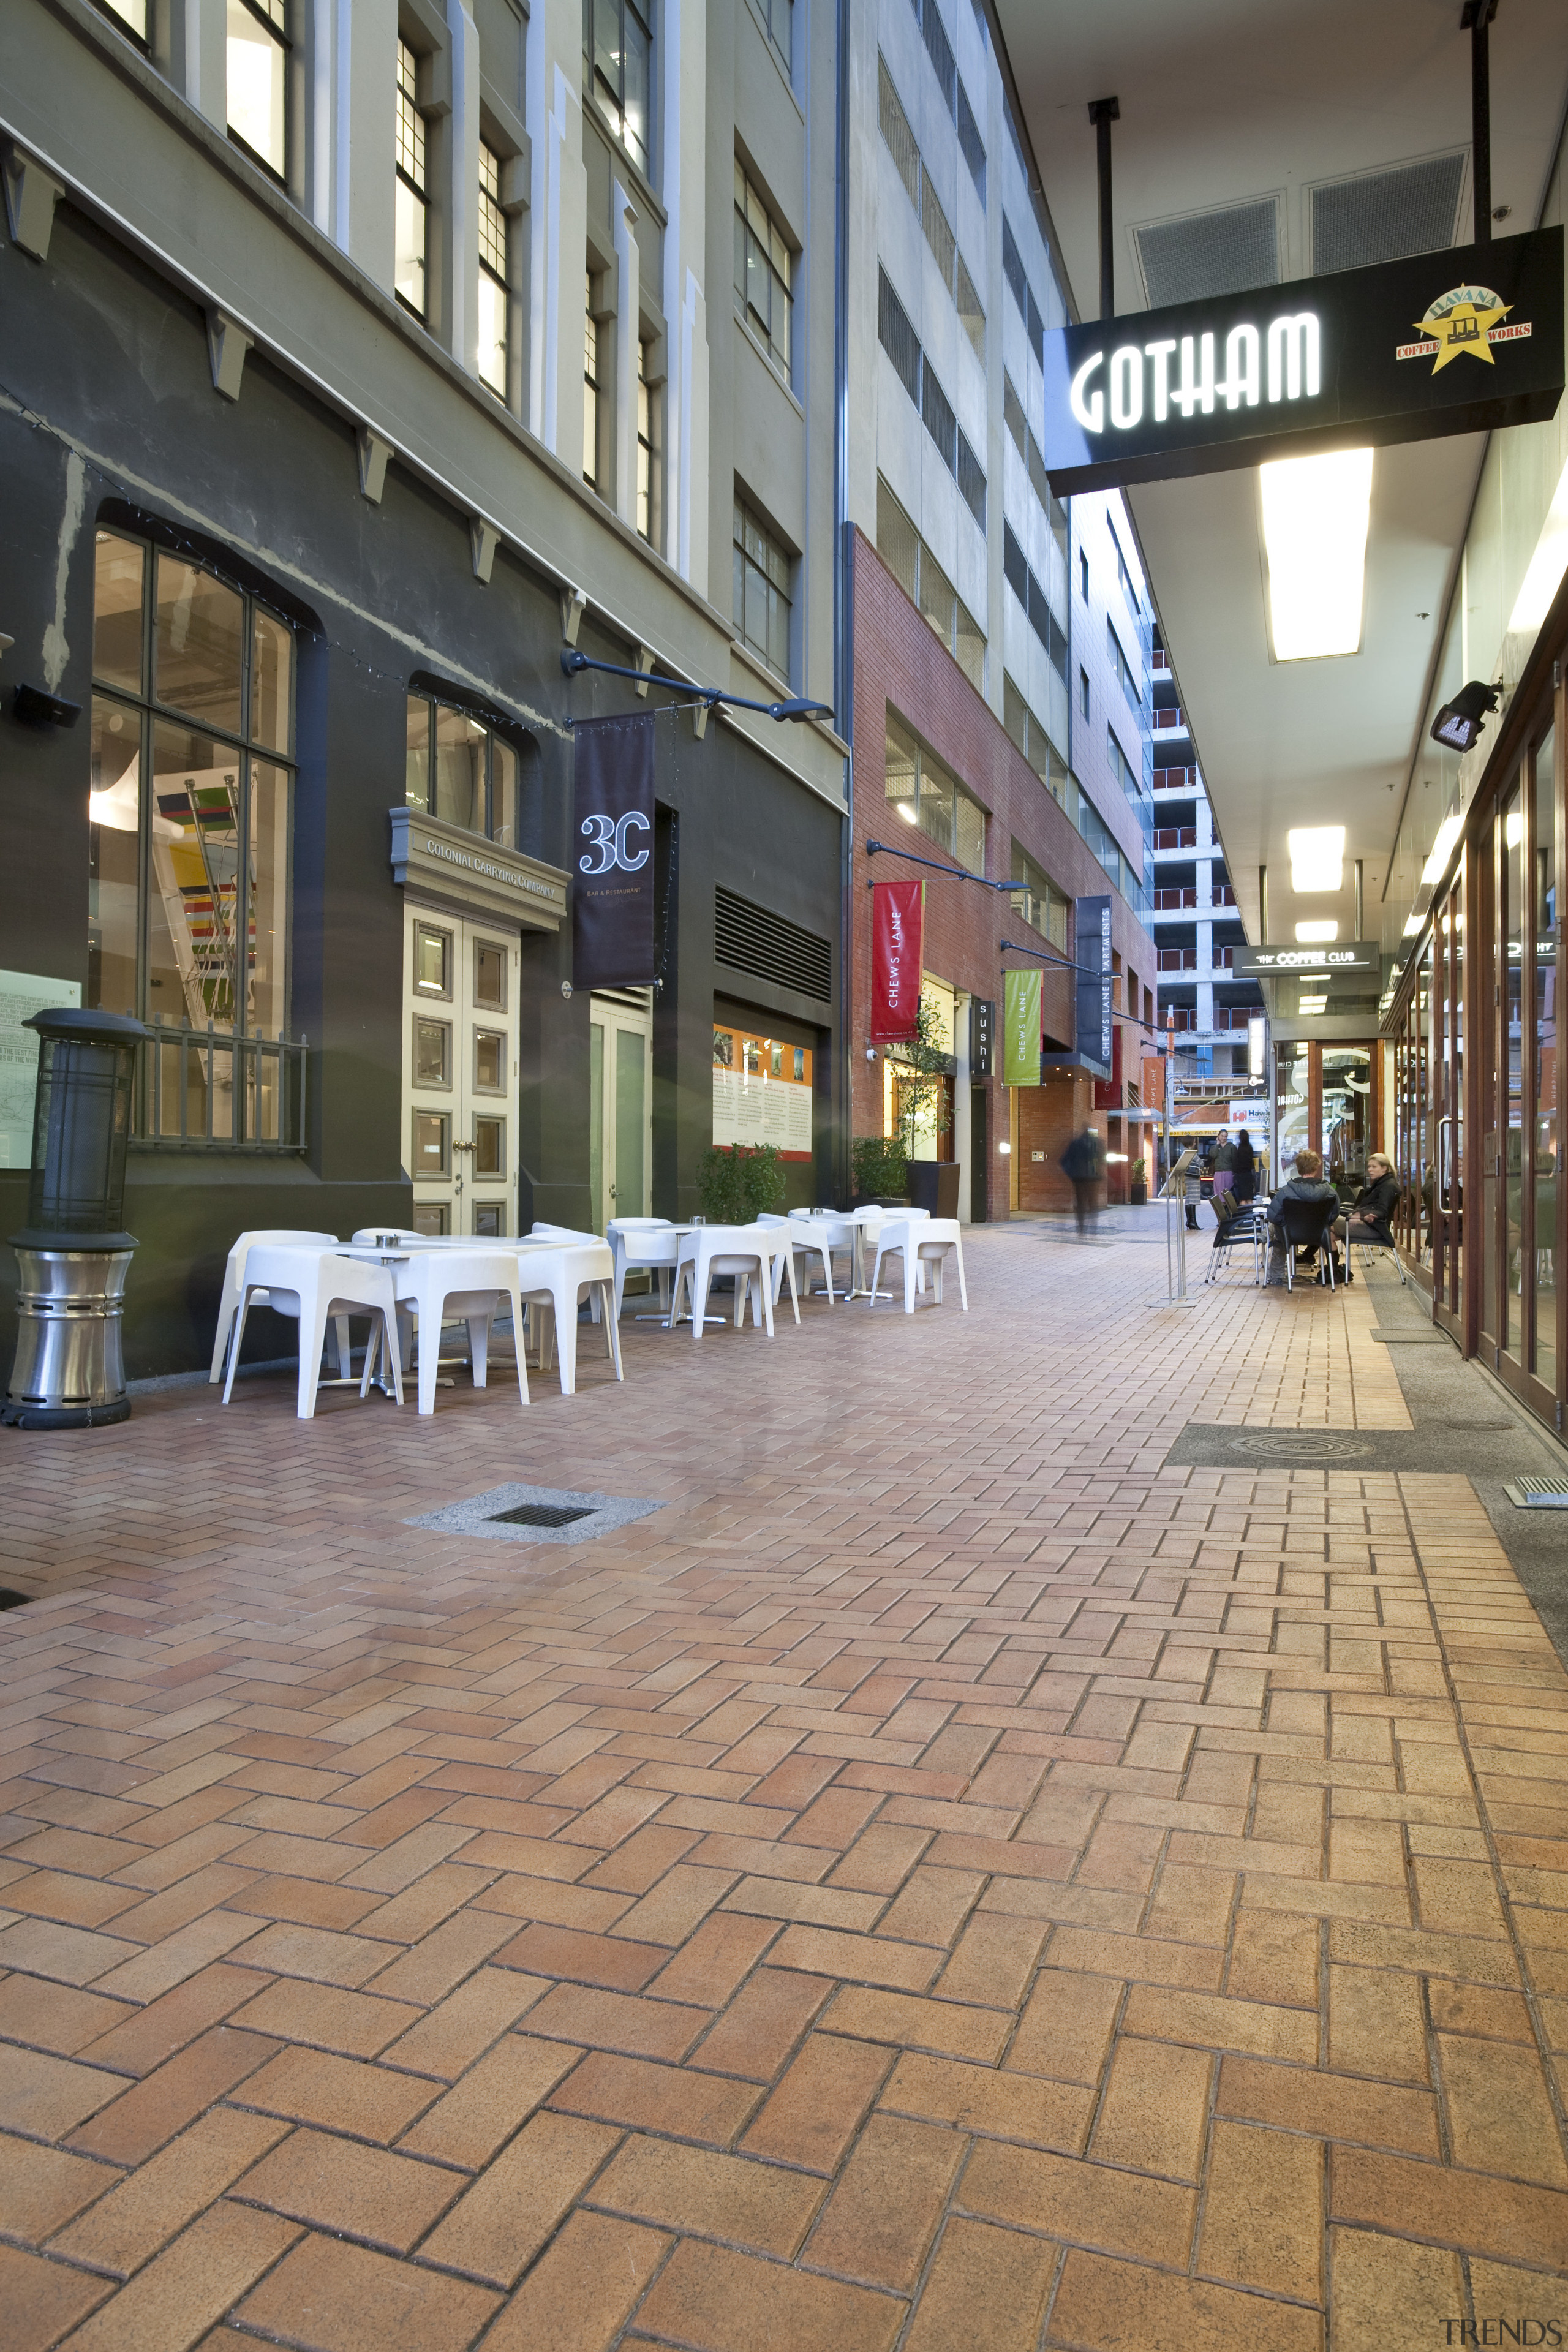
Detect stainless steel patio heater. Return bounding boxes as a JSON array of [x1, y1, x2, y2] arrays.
[[2, 1008, 148, 1430]]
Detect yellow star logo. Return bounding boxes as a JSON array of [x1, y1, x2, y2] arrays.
[[1414, 296, 1511, 371]]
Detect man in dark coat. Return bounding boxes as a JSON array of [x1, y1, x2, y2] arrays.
[[1265, 1148, 1343, 1284], [1059, 1125, 1106, 1237]]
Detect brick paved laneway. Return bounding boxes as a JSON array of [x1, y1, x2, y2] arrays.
[[1, 1229, 1566, 2352]]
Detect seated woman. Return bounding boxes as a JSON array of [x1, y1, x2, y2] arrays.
[[1341, 1153, 1400, 1250]]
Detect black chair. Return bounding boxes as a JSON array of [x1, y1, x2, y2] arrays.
[[1271, 1196, 1344, 1291], [1205, 1204, 1264, 1286], [1348, 1214, 1408, 1287]]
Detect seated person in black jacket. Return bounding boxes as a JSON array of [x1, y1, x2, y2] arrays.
[[1341, 1154, 1399, 1248], [1265, 1150, 1343, 1282]]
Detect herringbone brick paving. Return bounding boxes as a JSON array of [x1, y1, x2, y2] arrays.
[[0, 1227, 1563, 2350]]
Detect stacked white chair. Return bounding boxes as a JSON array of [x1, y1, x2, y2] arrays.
[[608, 1216, 679, 1322], [867, 1215, 967, 1313], [670, 1224, 773, 1338], [222, 1247, 404, 1418], [209, 1230, 342, 1383]]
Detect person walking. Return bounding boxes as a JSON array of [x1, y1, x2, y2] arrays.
[[1234, 1128, 1257, 1203], [1059, 1124, 1106, 1238]]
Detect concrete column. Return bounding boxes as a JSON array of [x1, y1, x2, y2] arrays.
[[313, 0, 396, 289], [447, 0, 481, 373], [164, 0, 227, 130], [532, 61, 587, 467]]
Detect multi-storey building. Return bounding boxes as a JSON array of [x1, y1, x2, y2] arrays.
[[842, 0, 1157, 1218], [1149, 632, 1264, 1100], [0, 0, 851, 1373]]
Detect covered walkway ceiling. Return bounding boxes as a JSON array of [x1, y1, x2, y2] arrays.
[[993, 0, 1568, 958]]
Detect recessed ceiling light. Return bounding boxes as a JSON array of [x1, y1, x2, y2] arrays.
[[1298, 995, 1327, 1013], [1287, 825, 1346, 893], [1295, 920, 1339, 943], [1261, 449, 1373, 661]]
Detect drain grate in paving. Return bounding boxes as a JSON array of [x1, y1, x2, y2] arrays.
[[1505, 1477, 1568, 1510], [1370, 1329, 1452, 1346], [488, 1501, 594, 1529], [405, 1482, 664, 1546], [1164, 1422, 1551, 1475]]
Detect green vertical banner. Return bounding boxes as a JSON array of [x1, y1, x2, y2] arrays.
[[1003, 968, 1042, 1085]]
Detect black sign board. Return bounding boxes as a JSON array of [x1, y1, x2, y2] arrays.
[[571, 712, 655, 989], [1074, 895, 1113, 1077], [970, 997, 994, 1077], [1042, 227, 1564, 496], [1233, 942, 1381, 979]]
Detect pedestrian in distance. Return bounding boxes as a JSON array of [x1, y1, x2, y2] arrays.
[[1058, 1124, 1106, 1238], [1234, 1128, 1257, 1204], [1183, 1144, 1207, 1231], [1210, 1130, 1238, 1210]]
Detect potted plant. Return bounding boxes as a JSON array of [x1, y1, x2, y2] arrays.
[[1129, 1155, 1148, 1207], [851, 1134, 908, 1205], [698, 1143, 786, 1223], [889, 993, 960, 1217]]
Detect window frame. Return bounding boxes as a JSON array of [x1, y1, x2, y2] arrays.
[[584, 273, 603, 494], [733, 160, 794, 382], [584, 0, 654, 181], [89, 0, 149, 50], [637, 337, 663, 547], [477, 138, 510, 400], [733, 495, 793, 685], [394, 36, 430, 322], [884, 710, 987, 878], [225, 0, 290, 187], [88, 523, 297, 1046], [405, 690, 521, 849]]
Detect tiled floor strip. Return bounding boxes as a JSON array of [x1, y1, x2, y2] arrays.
[[0, 1231, 1562, 2351]]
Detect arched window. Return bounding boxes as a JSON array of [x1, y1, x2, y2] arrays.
[[405, 689, 521, 850]]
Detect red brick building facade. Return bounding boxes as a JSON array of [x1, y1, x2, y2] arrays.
[[850, 532, 1159, 1219]]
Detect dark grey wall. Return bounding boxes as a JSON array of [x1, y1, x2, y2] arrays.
[[0, 198, 842, 1379]]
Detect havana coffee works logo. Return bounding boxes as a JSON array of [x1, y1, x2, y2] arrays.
[[1398, 281, 1534, 373]]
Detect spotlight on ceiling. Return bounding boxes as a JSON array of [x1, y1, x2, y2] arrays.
[[1430, 680, 1499, 755], [1294, 921, 1339, 943], [1287, 825, 1345, 894]]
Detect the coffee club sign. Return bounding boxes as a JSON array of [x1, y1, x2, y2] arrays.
[[1232, 942, 1380, 979], [1043, 227, 1564, 496]]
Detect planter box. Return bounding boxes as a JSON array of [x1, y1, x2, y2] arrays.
[[908, 1162, 961, 1218], [1129, 1181, 1148, 1207]]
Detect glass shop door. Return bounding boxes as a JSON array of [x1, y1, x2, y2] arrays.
[[402, 905, 520, 1235], [1432, 872, 1466, 1340], [589, 989, 652, 1234]]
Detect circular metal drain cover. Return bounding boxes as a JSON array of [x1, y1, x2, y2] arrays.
[[1227, 1433, 1376, 1461]]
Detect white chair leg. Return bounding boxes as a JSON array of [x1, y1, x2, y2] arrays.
[[468, 1313, 491, 1389], [931, 1257, 944, 1305], [783, 1250, 801, 1325], [588, 1286, 601, 1324], [298, 1300, 331, 1419], [903, 1246, 917, 1313], [694, 1263, 712, 1340], [417, 1303, 442, 1415], [556, 1291, 579, 1394], [333, 1314, 352, 1379], [222, 1291, 254, 1403], [954, 1241, 967, 1310], [209, 1291, 236, 1383], [658, 1266, 671, 1314], [867, 1241, 884, 1303], [601, 1284, 624, 1378], [377, 1308, 404, 1405]]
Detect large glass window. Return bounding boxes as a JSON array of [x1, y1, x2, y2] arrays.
[[637, 339, 662, 547], [585, 0, 652, 178], [734, 161, 793, 379], [733, 496, 791, 682], [394, 39, 428, 320], [1010, 843, 1068, 952], [92, 0, 148, 44], [1504, 779, 1525, 1359], [756, 0, 792, 72], [477, 141, 509, 398], [1532, 723, 1557, 1392], [405, 693, 518, 850], [584, 276, 603, 494], [876, 478, 985, 694], [885, 713, 986, 877], [90, 529, 294, 1044], [227, 0, 288, 181]]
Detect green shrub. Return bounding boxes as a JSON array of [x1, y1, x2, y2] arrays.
[[851, 1134, 908, 1202], [698, 1144, 786, 1222]]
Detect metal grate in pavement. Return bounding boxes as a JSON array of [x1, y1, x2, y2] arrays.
[[1505, 1477, 1568, 1510], [1164, 1422, 1548, 1474], [405, 1482, 665, 1545]]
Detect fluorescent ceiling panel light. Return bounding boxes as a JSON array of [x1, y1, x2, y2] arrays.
[[1261, 448, 1374, 660], [1294, 920, 1339, 942], [1508, 454, 1568, 637], [1420, 812, 1462, 884], [1287, 824, 1345, 893], [1298, 995, 1327, 1012]]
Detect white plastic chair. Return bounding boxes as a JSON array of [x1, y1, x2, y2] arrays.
[[608, 1218, 679, 1322], [670, 1225, 772, 1339], [382, 1248, 529, 1416], [785, 1212, 856, 1303], [516, 1240, 622, 1395], [867, 1215, 967, 1313], [222, 1248, 404, 1418], [755, 1215, 807, 1320], [529, 1224, 608, 1322], [209, 1231, 341, 1383], [850, 1204, 929, 1297]]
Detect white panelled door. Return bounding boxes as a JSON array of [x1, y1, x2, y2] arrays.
[[402, 903, 519, 1235]]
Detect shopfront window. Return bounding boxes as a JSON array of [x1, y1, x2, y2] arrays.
[[89, 527, 295, 1044], [1532, 723, 1557, 1391], [1322, 1047, 1370, 1188], [405, 693, 518, 849], [1275, 1044, 1310, 1175], [1503, 780, 1525, 1359]]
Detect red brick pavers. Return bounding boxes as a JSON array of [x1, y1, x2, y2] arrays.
[[1, 1228, 1564, 2351]]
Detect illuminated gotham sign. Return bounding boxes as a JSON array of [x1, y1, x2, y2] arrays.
[[1042, 229, 1563, 496]]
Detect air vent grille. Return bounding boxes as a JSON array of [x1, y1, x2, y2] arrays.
[[715, 888, 832, 1004], [1310, 152, 1466, 274], [1133, 198, 1280, 308]]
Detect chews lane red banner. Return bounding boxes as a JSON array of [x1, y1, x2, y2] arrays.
[[870, 878, 924, 1042]]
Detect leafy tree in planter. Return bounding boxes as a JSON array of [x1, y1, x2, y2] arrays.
[[888, 990, 954, 1160], [851, 1133, 908, 1202]]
